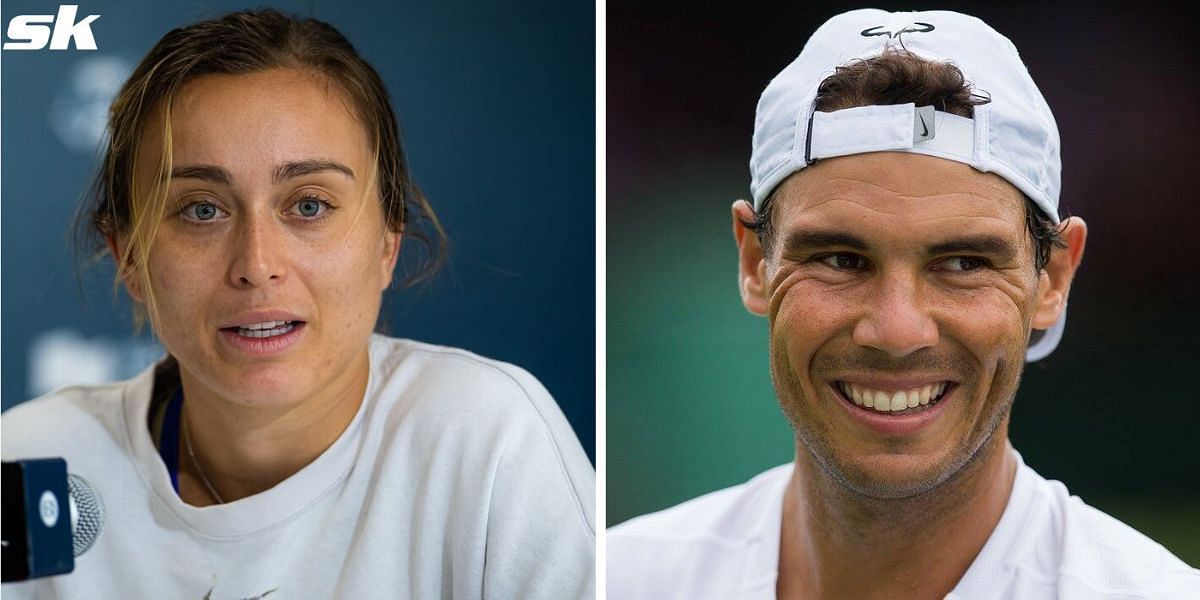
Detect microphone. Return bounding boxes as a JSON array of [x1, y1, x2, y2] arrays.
[[66, 473, 104, 557], [1, 459, 105, 582]]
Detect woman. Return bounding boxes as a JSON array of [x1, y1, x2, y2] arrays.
[[1, 9, 594, 599]]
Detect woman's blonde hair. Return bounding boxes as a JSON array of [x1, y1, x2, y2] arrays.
[[79, 9, 446, 329]]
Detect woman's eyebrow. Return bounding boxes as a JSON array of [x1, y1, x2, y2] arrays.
[[169, 160, 356, 186], [171, 164, 232, 185], [273, 159, 355, 183]]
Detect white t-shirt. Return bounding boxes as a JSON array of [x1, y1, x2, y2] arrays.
[[2, 335, 595, 599], [608, 450, 1198, 599]]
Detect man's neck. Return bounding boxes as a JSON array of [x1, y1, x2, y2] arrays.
[[175, 350, 371, 505], [777, 428, 1017, 600]]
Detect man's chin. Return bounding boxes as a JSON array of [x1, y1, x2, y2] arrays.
[[808, 446, 969, 500]]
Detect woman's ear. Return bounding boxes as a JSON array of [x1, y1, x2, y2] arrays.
[[107, 235, 145, 303], [732, 200, 769, 317], [379, 228, 402, 290], [1031, 217, 1087, 329]]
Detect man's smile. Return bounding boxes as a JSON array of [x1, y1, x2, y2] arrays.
[[823, 375, 961, 437], [833, 380, 954, 414]]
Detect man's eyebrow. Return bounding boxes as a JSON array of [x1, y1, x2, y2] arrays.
[[780, 230, 1020, 260], [782, 230, 870, 254], [927, 235, 1018, 259], [273, 159, 355, 183], [171, 164, 232, 185]]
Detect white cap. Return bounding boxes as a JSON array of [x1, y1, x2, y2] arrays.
[[750, 9, 1065, 362]]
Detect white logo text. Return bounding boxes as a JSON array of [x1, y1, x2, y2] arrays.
[[4, 5, 100, 50]]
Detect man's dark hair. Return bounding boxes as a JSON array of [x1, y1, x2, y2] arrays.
[[743, 48, 1066, 271]]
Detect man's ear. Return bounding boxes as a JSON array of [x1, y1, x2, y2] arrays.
[[732, 200, 769, 316], [106, 235, 145, 303], [1032, 216, 1087, 329]]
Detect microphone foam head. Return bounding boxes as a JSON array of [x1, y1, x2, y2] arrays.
[[67, 474, 104, 557]]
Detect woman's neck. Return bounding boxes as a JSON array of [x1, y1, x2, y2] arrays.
[[174, 349, 371, 505]]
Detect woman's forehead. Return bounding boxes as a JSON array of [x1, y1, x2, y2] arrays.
[[138, 69, 371, 180]]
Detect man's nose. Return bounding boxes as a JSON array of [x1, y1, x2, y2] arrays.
[[228, 215, 286, 288], [851, 270, 939, 357]]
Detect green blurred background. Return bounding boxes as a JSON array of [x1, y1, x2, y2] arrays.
[[607, 0, 1200, 566]]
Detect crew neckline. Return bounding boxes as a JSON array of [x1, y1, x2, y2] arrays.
[[122, 336, 385, 539], [747, 447, 1029, 599], [741, 463, 791, 598], [945, 448, 1035, 599]]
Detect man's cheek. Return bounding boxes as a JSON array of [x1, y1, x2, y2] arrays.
[[774, 285, 852, 339], [940, 288, 1015, 335]]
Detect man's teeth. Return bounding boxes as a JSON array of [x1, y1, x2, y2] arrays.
[[235, 320, 295, 338], [837, 381, 948, 413]]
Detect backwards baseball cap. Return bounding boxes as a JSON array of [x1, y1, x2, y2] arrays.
[[750, 9, 1065, 362]]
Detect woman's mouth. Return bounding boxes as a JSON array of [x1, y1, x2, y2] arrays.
[[834, 380, 954, 416], [227, 320, 300, 338], [219, 320, 307, 356]]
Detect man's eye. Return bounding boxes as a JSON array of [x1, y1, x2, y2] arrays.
[[819, 254, 866, 270], [182, 201, 224, 222], [939, 257, 988, 272]]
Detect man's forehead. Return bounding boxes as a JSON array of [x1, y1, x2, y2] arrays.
[[771, 152, 1025, 224]]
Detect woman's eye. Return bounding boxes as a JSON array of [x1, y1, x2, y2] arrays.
[[182, 201, 224, 221], [292, 197, 329, 218], [939, 257, 987, 272], [820, 253, 866, 270]]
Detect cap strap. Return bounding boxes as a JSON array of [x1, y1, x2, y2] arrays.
[[807, 103, 974, 165]]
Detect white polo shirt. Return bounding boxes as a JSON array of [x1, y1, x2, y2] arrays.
[[608, 450, 1198, 599]]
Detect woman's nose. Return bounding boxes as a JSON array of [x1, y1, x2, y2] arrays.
[[228, 216, 286, 288]]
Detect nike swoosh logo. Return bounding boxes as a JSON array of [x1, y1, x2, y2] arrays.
[[919, 114, 929, 137]]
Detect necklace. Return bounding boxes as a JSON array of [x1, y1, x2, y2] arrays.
[[181, 411, 226, 505]]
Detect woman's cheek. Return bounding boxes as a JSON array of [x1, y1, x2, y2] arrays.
[[308, 245, 382, 323], [148, 247, 189, 300]]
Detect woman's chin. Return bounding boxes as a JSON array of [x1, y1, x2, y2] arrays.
[[189, 363, 317, 408]]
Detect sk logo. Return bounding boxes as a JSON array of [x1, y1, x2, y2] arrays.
[[860, 23, 935, 38], [3, 5, 101, 50]]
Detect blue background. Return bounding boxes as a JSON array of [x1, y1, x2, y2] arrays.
[[0, 0, 595, 460]]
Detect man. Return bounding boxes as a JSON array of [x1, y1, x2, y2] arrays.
[[607, 9, 1198, 599]]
